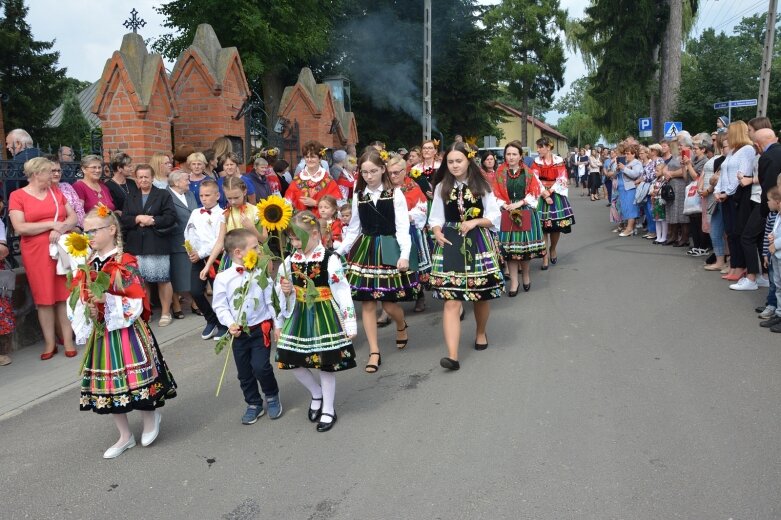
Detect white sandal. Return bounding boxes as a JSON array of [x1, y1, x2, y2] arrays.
[[158, 315, 172, 327]]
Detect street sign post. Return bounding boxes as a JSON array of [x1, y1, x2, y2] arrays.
[[713, 99, 758, 122], [638, 117, 652, 138], [663, 121, 683, 139]]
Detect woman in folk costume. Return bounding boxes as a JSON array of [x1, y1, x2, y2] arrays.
[[492, 140, 547, 296], [72, 205, 177, 459], [429, 142, 504, 371], [284, 140, 342, 217], [337, 149, 420, 374], [530, 137, 575, 268], [387, 153, 432, 313]]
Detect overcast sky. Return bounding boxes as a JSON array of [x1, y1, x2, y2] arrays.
[[26, 0, 763, 125]]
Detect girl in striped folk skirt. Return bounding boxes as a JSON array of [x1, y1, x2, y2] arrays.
[[337, 149, 420, 373], [76, 207, 177, 459], [276, 211, 357, 432], [429, 142, 505, 371]]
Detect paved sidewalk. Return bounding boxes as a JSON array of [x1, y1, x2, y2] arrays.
[[0, 313, 204, 419]]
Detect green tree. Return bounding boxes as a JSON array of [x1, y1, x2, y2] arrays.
[[55, 89, 92, 152], [676, 15, 781, 132], [484, 0, 567, 147], [0, 0, 66, 142], [153, 0, 343, 127]]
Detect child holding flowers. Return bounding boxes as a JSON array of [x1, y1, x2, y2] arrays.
[[275, 211, 357, 432], [74, 205, 177, 458], [429, 142, 504, 371], [212, 228, 282, 424], [337, 149, 420, 374], [200, 177, 266, 279]]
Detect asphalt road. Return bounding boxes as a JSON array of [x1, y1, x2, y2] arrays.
[[2, 194, 781, 520]]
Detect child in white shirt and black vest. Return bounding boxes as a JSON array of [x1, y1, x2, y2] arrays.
[[212, 228, 282, 424]]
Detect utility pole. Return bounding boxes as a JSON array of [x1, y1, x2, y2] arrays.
[[0, 94, 5, 160], [757, 0, 777, 117], [423, 0, 432, 141]]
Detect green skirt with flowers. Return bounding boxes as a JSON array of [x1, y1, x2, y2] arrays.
[[429, 224, 504, 301]]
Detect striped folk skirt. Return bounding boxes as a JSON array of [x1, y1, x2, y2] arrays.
[[412, 226, 432, 284], [276, 297, 356, 372], [345, 234, 420, 302], [498, 209, 547, 260], [429, 224, 505, 301], [539, 193, 575, 233], [79, 320, 177, 414]]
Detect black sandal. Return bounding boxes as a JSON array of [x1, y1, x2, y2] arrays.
[[377, 315, 391, 328], [172, 310, 185, 319], [365, 352, 382, 373], [191, 305, 203, 316], [396, 322, 409, 350]]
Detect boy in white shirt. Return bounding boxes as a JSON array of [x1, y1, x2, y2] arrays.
[[184, 179, 224, 340], [212, 228, 282, 424]]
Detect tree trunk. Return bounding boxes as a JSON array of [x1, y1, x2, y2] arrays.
[[650, 44, 661, 141], [0, 97, 6, 160], [657, 0, 683, 141], [521, 95, 529, 151], [261, 72, 284, 131]]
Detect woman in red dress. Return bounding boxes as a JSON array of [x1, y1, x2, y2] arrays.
[[284, 140, 342, 217], [9, 157, 79, 359]]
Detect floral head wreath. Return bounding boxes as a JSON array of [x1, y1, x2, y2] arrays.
[[300, 214, 317, 226], [463, 144, 477, 160], [379, 150, 390, 163], [266, 147, 279, 158], [432, 139, 440, 148], [319, 148, 328, 158]]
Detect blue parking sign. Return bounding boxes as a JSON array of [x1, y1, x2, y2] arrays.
[[638, 118, 652, 132]]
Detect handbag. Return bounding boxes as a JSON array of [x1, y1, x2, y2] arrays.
[[379, 234, 419, 271], [0, 267, 15, 299], [660, 183, 675, 202], [47, 188, 69, 274], [500, 209, 532, 232], [152, 222, 178, 237], [683, 181, 702, 215], [634, 181, 651, 204]]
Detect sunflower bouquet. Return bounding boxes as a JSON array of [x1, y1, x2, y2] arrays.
[[65, 232, 110, 326]]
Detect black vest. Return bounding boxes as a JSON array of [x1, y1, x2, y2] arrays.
[[443, 184, 485, 222], [357, 189, 397, 236]]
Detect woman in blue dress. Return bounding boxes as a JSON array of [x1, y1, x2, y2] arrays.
[[616, 144, 643, 237]]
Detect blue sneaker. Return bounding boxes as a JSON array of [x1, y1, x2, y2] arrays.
[[266, 396, 283, 420], [201, 322, 218, 340], [213, 325, 229, 341], [241, 404, 264, 425]]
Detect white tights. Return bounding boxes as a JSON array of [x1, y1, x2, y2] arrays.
[[655, 220, 668, 242], [291, 367, 336, 423]]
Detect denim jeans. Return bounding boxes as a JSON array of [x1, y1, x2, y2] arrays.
[[769, 261, 778, 309], [709, 202, 726, 257], [645, 197, 656, 234], [232, 323, 279, 406]]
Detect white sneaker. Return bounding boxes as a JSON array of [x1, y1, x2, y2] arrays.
[[759, 305, 777, 319], [730, 277, 759, 291], [756, 276, 770, 288]]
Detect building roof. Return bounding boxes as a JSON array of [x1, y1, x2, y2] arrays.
[[47, 81, 101, 129], [491, 101, 567, 141]]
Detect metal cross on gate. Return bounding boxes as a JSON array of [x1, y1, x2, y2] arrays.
[[123, 9, 146, 34]]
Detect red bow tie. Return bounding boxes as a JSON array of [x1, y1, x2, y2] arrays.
[[235, 266, 244, 274], [200, 208, 211, 214]]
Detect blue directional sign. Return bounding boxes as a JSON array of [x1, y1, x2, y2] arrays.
[[638, 117, 652, 132], [713, 102, 729, 110], [663, 121, 683, 139], [730, 99, 757, 108]]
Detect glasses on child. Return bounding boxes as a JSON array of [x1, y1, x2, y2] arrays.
[[84, 226, 110, 237], [361, 168, 383, 175]]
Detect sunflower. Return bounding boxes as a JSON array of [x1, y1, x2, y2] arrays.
[[465, 207, 481, 219], [242, 249, 258, 271], [256, 195, 293, 232], [64, 232, 90, 258]]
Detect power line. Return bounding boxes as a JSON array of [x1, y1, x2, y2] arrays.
[[712, 0, 766, 33]]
